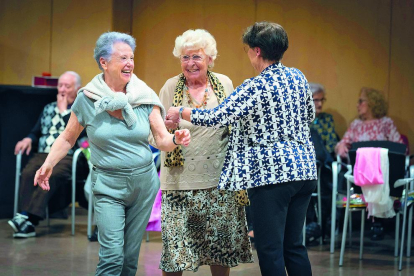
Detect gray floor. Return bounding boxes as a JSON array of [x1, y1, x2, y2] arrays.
[[1, 208, 413, 275]]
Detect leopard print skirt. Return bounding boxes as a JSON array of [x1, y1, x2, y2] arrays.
[[159, 188, 254, 272]]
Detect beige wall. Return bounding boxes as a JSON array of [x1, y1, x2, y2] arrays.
[[132, 0, 414, 154], [0, 0, 125, 86], [0, 0, 413, 153]]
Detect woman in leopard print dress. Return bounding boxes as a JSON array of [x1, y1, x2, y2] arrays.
[[155, 29, 253, 276]]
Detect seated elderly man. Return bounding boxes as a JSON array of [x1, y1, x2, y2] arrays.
[[8, 71, 86, 238]]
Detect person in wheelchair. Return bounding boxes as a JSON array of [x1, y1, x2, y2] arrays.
[[8, 71, 86, 238], [335, 87, 405, 240]]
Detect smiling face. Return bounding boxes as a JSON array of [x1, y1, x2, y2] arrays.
[[180, 48, 212, 83], [100, 42, 134, 91]]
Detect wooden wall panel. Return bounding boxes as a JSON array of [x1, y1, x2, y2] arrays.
[[0, 0, 52, 85], [0, 0, 412, 152], [389, 0, 414, 154], [256, 0, 391, 137], [112, 0, 133, 34], [50, 0, 113, 84], [132, 0, 256, 93]]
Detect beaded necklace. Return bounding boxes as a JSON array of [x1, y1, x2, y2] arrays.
[[184, 81, 210, 108]]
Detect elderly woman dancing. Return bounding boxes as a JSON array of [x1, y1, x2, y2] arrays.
[[34, 32, 190, 276], [167, 22, 317, 276], [156, 29, 253, 276]]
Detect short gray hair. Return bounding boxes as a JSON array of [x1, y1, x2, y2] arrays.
[[173, 29, 218, 68], [94, 32, 136, 71], [309, 82, 325, 95], [60, 71, 81, 88]]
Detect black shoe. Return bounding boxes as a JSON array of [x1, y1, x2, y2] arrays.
[[88, 226, 98, 242], [13, 221, 36, 238], [8, 213, 28, 233]]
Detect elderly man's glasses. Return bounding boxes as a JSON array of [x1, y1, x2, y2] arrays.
[[313, 98, 326, 103], [180, 55, 205, 63]]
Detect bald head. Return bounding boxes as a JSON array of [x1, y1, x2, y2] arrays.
[[57, 71, 81, 104]]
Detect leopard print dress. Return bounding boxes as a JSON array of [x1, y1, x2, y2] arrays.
[[160, 188, 253, 272]]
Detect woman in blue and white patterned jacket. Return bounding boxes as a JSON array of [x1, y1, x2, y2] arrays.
[[167, 22, 317, 276]]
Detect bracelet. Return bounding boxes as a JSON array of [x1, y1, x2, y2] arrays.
[[172, 135, 179, 146], [179, 106, 185, 120]]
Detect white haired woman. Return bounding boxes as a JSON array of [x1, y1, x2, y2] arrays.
[[34, 32, 191, 276], [156, 29, 253, 276]]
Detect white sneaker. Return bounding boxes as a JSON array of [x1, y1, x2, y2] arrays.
[[8, 213, 28, 233]]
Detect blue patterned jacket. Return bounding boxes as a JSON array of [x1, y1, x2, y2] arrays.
[[190, 63, 317, 191]]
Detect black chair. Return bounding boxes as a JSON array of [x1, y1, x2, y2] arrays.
[[338, 141, 411, 267]]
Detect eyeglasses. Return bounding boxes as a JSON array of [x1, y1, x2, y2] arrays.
[[180, 54, 205, 63], [357, 99, 367, 105], [313, 98, 326, 103], [243, 45, 250, 53]]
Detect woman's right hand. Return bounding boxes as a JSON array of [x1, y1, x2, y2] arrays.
[[34, 163, 54, 191], [335, 143, 349, 158]]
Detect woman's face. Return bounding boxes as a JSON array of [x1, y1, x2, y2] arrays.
[[357, 91, 371, 119], [180, 48, 211, 83], [312, 91, 325, 115], [101, 42, 134, 89]]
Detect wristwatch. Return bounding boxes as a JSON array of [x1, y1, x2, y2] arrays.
[[179, 106, 185, 120]]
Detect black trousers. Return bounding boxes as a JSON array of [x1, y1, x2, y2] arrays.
[[249, 180, 317, 276]]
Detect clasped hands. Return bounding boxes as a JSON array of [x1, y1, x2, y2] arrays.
[[164, 107, 181, 130]]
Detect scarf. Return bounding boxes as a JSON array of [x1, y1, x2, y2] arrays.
[[79, 73, 165, 127], [164, 71, 227, 167]]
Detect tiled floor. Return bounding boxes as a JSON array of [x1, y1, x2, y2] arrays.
[[1, 208, 413, 275]]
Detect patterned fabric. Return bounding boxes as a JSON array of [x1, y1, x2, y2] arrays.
[[159, 188, 253, 272], [311, 112, 338, 154], [38, 102, 71, 154], [164, 71, 227, 167], [191, 63, 318, 191], [336, 116, 403, 149]]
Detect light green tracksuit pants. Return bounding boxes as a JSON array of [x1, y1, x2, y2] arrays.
[[91, 163, 159, 276]]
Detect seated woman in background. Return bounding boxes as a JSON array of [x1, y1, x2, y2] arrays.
[[307, 83, 337, 243], [310, 83, 339, 157], [335, 87, 404, 240], [335, 87, 403, 158]]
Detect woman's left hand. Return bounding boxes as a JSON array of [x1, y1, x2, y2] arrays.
[[167, 107, 180, 124], [174, 129, 191, 147], [34, 163, 54, 191]]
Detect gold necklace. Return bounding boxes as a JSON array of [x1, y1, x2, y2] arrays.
[[184, 81, 209, 108]]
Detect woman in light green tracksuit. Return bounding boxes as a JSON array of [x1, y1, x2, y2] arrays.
[[34, 32, 191, 276]]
